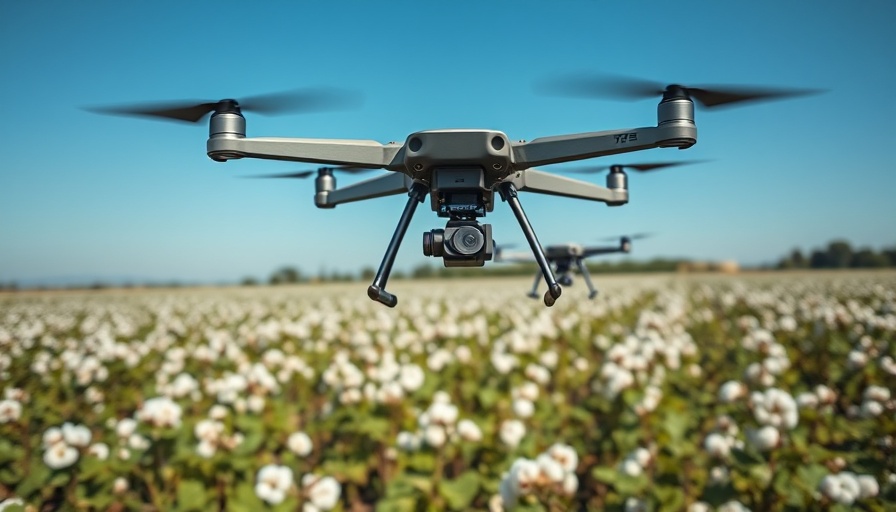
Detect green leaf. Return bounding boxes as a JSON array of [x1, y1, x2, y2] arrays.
[[592, 466, 617, 484], [176, 479, 208, 511], [376, 496, 418, 512], [438, 471, 480, 510]]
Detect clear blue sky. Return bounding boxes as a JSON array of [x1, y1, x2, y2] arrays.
[[2, 0, 894, 285]]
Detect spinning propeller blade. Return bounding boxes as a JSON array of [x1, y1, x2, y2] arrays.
[[241, 166, 377, 179], [85, 87, 363, 123], [562, 160, 706, 174], [536, 72, 822, 109], [599, 233, 652, 242]]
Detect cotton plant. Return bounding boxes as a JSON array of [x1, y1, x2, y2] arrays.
[[498, 443, 579, 510]]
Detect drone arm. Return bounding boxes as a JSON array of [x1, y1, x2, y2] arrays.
[[320, 172, 414, 207], [207, 136, 404, 169], [508, 169, 628, 205], [582, 246, 624, 258], [511, 125, 694, 169]]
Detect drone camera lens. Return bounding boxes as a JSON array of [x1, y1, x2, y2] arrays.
[[450, 226, 484, 255]]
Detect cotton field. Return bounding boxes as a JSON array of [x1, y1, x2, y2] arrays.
[[0, 272, 894, 511]]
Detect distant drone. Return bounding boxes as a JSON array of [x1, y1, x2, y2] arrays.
[[497, 234, 651, 299], [87, 74, 818, 307]]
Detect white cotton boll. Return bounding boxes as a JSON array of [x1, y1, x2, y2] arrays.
[[455, 345, 472, 364], [209, 404, 228, 420], [428, 402, 458, 425], [491, 351, 517, 374], [562, 472, 578, 495], [633, 447, 651, 468], [457, 419, 482, 442], [573, 357, 589, 372], [113, 476, 129, 494], [195, 419, 224, 442], [512, 398, 535, 418], [128, 434, 150, 451], [847, 350, 868, 369], [856, 474, 879, 499], [499, 419, 526, 448], [863, 385, 890, 403], [747, 425, 780, 452], [880, 356, 896, 376], [287, 432, 313, 457], [0, 399, 22, 423], [704, 433, 731, 458], [398, 364, 425, 392], [196, 440, 216, 458], [688, 502, 712, 512], [43, 427, 64, 448], [423, 424, 447, 448], [43, 442, 78, 469], [539, 350, 558, 369], [396, 431, 421, 451], [88, 442, 109, 460], [717, 500, 750, 512], [432, 391, 451, 405], [797, 392, 819, 409], [525, 363, 551, 385], [861, 400, 883, 417], [247, 395, 266, 414], [624, 497, 647, 512], [498, 474, 519, 509], [752, 388, 798, 430], [819, 473, 857, 505], [719, 380, 747, 404], [255, 464, 293, 505], [709, 466, 729, 484], [620, 458, 642, 477], [62, 422, 91, 447], [536, 453, 565, 483], [303, 475, 341, 511], [510, 458, 540, 493], [514, 381, 540, 402], [548, 443, 578, 473]]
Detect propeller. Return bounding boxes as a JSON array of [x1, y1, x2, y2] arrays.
[[84, 87, 363, 123], [242, 166, 377, 180], [561, 160, 707, 174], [599, 233, 652, 242], [535, 72, 823, 109]]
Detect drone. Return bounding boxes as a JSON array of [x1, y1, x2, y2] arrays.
[[497, 233, 651, 300], [87, 74, 818, 307]]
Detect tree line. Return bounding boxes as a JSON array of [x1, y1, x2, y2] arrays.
[[776, 240, 896, 269]]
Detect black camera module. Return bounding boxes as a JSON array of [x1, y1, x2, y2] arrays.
[[423, 220, 494, 267]]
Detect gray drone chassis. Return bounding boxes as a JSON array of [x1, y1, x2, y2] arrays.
[[205, 96, 697, 307]]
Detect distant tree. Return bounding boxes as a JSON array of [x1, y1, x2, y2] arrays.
[[240, 276, 259, 286], [826, 240, 853, 268], [884, 247, 896, 267], [851, 248, 890, 268], [360, 267, 376, 281], [809, 250, 829, 269], [790, 249, 807, 268], [412, 263, 437, 279], [269, 266, 302, 285]]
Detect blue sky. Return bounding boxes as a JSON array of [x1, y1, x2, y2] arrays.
[[2, 0, 894, 285]]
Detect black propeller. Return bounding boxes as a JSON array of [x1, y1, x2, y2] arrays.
[[535, 72, 823, 109], [242, 166, 377, 180], [562, 160, 706, 174], [599, 233, 652, 242], [84, 87, 363, 123]]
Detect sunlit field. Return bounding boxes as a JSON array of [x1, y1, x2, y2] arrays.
[[1, 271, 894, 511]]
